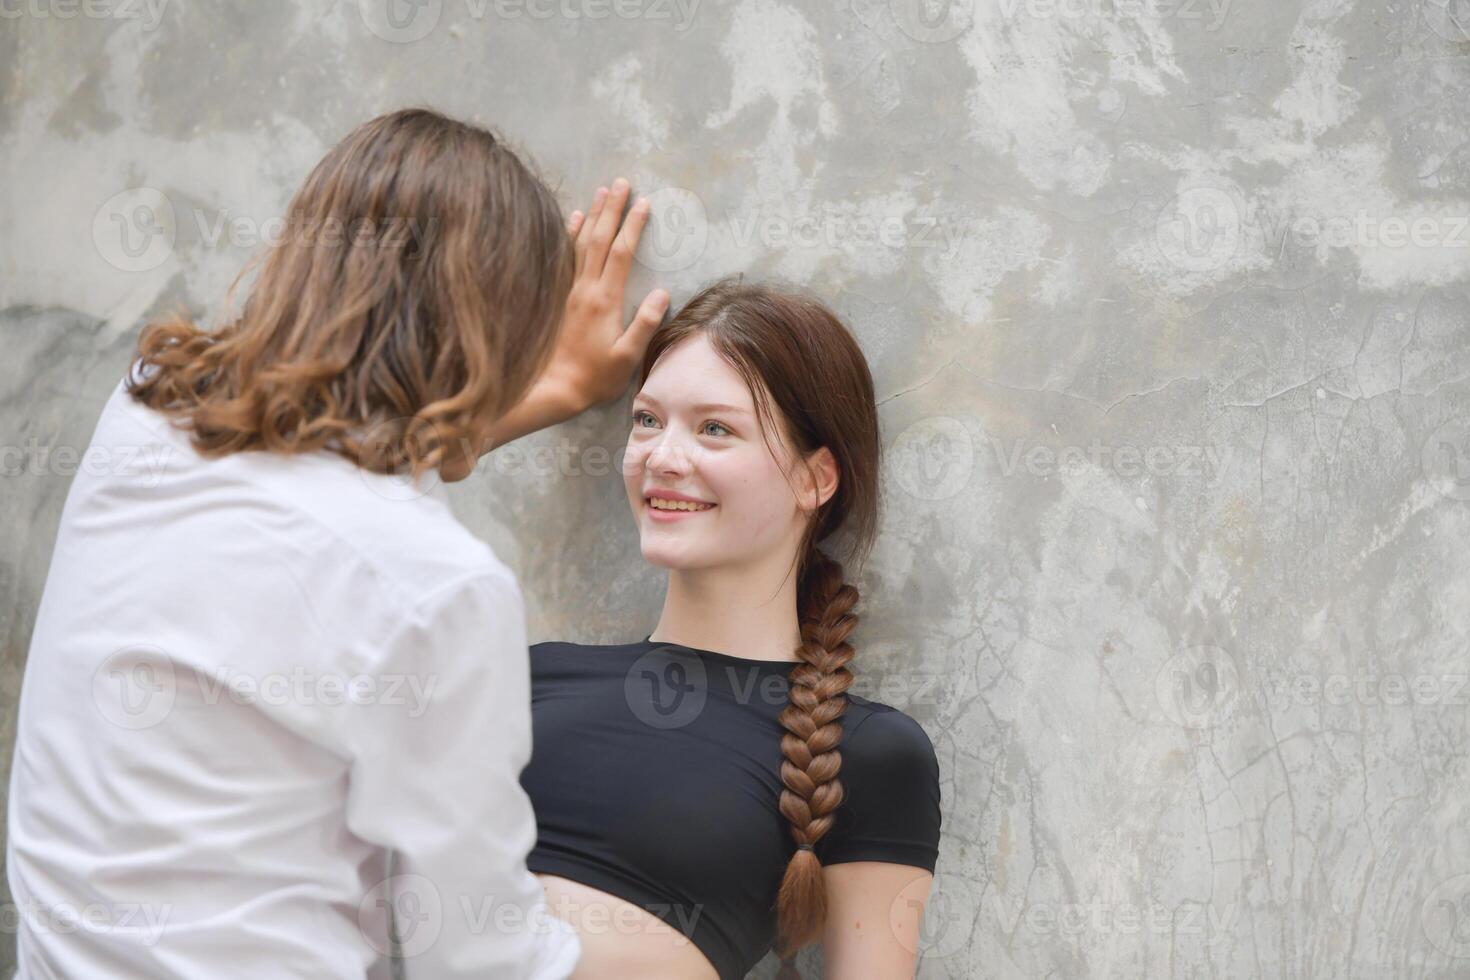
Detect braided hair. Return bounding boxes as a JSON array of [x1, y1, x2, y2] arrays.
[[773, 549, 860, 978]]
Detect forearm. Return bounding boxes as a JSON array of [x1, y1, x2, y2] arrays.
[[485, 377, 588, 450]]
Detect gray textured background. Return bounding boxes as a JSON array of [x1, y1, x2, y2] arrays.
[[4, 0, 1470, 977]]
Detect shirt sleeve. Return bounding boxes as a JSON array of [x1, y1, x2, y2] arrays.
[[339, 568, 581, 979], [815, 707, 942, 872]]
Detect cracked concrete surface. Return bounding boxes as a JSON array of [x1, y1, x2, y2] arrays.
[[3, 1, 1470, 977]]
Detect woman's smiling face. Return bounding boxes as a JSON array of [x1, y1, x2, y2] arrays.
[[623, 333, 809, 571]]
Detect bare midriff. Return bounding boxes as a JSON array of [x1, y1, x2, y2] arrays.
[[536, 873, 720, 980]]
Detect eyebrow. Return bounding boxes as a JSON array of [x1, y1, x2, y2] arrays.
[[632, 393, 752, 416]]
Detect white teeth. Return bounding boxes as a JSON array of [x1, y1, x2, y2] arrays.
[[648, 498, 714, 512]]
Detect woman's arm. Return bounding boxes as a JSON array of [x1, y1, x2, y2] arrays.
[[820, 862, 934, 979], [483, 373, 591, 450], [485, 178, 669, 449]]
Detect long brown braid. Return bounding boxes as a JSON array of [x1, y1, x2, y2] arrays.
[[634, 276, 882, 978], [773, 548, 860, 978]]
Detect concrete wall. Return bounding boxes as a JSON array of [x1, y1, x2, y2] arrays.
[[3, 1, 1470, 976]]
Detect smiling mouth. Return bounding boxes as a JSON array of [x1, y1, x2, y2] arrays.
[[645, 498, 717, 513]]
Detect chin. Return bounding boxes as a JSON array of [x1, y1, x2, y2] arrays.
[[638, 542, 687, 569], [439, 460, 472, 483], [638, 539, 713, 571]]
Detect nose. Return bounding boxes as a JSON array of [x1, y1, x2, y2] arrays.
[[645, 429, 698, 478]]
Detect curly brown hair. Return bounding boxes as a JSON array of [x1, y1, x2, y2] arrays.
[[637, 277, 882, 977], [127, 107, 573, 482]]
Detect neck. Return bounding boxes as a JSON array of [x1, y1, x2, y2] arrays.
[[649, 550, 806, 663]]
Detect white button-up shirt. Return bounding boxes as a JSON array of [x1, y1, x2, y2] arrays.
[[7, 373, 580, 978]]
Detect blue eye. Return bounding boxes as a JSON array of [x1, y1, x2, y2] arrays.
[[632, 411, 730, 437]]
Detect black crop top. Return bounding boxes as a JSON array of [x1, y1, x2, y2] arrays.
[[519, 637, 942, 980]]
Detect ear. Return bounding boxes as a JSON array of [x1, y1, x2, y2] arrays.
[[799, 446, 840, 513]]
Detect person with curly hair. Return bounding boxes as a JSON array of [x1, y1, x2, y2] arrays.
[[6, 107, 665, 979]]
